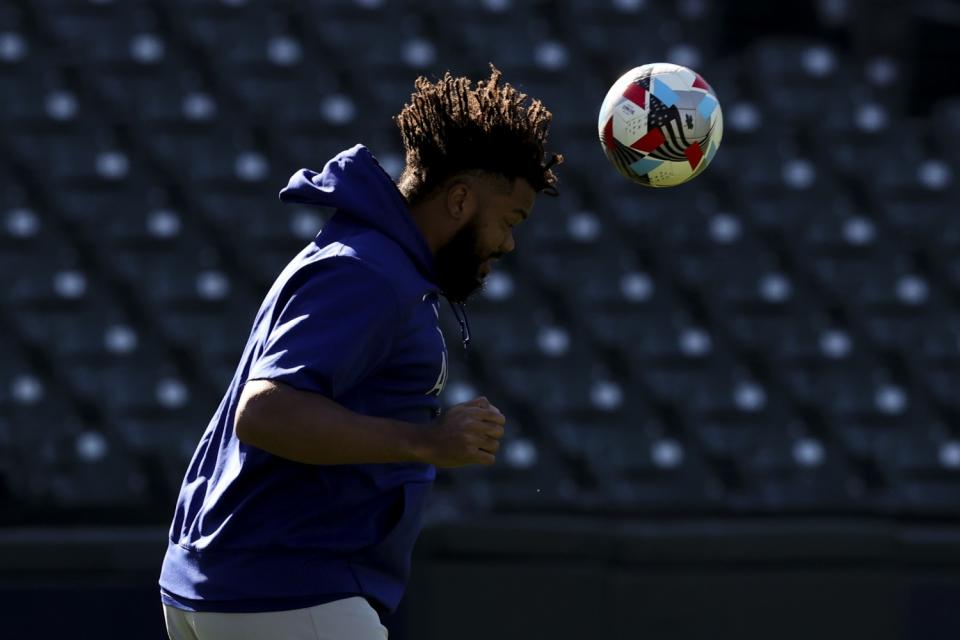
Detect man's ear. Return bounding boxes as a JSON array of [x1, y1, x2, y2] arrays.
[[445, 180, 476, 222]]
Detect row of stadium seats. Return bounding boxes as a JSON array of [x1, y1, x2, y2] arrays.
[[1, 0, 959, 522]]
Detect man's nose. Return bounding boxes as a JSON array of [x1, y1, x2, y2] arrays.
[[501, 233, 516, 254]]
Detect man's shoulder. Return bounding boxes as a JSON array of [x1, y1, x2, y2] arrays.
[[314, 230, 431, 301], [333, 228, 407, 266]]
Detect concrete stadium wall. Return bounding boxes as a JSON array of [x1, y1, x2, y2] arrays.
[[406, 516, 960, 640], [1, 517, 958, 639]]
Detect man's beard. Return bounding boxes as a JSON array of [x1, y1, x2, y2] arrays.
[[434, 217, 487, 304]]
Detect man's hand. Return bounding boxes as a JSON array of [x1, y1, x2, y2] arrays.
[[421, 397, 506, 468]]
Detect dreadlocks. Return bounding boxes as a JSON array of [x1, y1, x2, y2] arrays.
[[393, 64, 563, 206]]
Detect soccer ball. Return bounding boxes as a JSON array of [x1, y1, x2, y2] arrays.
[[598, 63, 723, 187]]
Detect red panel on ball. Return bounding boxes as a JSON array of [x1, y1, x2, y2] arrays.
[[692, 73, 712, 92], [631, 128, 665, 153], [622, 82, 647, 108], [684, 142, 705, 168], [603, 117, 616, 150]]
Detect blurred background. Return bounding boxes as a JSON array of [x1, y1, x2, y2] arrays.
[[1, 0, 959, 638]]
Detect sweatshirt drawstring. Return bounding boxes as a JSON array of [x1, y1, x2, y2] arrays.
[[446, 298, 471, 353]]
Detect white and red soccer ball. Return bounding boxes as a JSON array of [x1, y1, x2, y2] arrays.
[[598, 63, 723, 187]]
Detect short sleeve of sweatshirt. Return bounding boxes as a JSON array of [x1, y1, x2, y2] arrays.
[[246, 257, 399, 398]]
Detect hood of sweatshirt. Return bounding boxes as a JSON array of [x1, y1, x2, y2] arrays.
[[277, 144, 437, 284]]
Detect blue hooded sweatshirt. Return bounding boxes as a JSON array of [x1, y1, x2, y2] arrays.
[[159, 145, 453, 618]]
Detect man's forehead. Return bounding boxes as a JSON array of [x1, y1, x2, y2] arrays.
[[461, 172, 537, 209], [503, 177, 536, 213]]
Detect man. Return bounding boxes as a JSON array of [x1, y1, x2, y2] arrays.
[[160, 65, 562, 639]]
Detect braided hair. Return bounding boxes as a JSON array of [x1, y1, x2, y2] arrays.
[[393, 64, 563, 205]]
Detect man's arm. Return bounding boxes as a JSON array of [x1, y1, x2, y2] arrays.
[[235, 379, 507, 467]]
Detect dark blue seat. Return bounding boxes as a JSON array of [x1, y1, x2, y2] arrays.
[[553, 419, 723, 512], [733, 433, 858, 513], [41, 1, 156, 67]]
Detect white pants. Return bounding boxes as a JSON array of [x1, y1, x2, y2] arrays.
[[163, 596, 389, 640]]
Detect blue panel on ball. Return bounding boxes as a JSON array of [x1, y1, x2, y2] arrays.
[[652, 78, 678, 108], [697, 94, 718, 120], [630, 157, 664, 176], [704, 141, 718, 165]]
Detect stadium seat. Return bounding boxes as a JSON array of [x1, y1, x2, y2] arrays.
[[94, 61, 217, 127], [555, 0, 673, 69], [733, 431, 857, 513], [553, 418, 724, 512], [39, 0, 165, 74], [0, 350, 112, 510], [883, 197, 952, 249], [453, 417, 580, 514], [748, 38, 858, 124], [115, 413, 210, 503], [6, 127, 138, 184], [38, 442, 149, 511], [143, 125, 271, 186], [931, 96, 960, 166]]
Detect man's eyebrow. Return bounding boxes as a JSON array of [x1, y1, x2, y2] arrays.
[[513, 208, 530, 220]]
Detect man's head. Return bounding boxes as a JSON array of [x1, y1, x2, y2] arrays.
[[393, 65, 562, 303]]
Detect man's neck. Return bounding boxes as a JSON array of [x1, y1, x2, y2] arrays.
[[407, 199, 447, 256]]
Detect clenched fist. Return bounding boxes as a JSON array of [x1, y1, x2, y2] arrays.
[[421, 397, 506, 468]]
